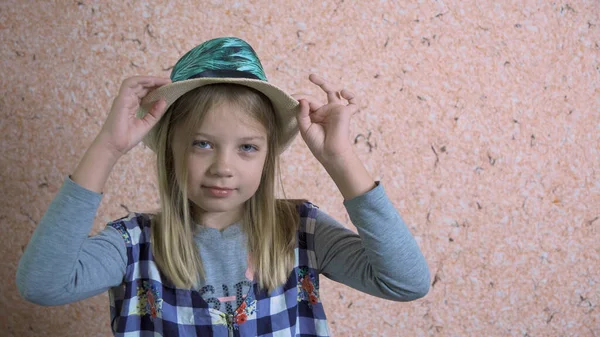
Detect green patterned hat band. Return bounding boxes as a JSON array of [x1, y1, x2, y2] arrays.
[[170, 37, 268, 82]]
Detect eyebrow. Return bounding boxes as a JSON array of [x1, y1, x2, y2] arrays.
[[194, 132, 266, 142]]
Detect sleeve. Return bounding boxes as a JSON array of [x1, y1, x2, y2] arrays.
[[313, 182, 430, 301], [16, 176, 128, 306]]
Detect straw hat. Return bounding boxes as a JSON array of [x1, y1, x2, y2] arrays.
[[137, 37, 299, 153]]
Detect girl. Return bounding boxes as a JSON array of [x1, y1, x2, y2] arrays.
[[17, 37, 430, 336]]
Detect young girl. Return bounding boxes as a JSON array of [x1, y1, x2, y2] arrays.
[[17, 37, 430, 336]]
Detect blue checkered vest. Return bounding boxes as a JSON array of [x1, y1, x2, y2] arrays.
[[107, 202, 330, 336]]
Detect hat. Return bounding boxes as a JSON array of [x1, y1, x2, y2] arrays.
[[137, 37, 299, 153]]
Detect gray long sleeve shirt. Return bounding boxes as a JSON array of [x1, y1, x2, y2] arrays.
[[16, 176, 430, 313]]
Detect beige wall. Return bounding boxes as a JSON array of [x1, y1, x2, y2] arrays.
[[3, 0, 599, 336]]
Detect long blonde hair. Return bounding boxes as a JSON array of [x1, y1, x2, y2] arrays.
[[151, 84, 299, 291]]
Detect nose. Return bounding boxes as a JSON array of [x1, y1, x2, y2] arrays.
[[209, 150, 233, 177]]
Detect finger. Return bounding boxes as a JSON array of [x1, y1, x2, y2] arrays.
[[308, 111, 326, 123], [308, 105, 334, 121], [340, 89, 360, 115], [296, 99, 312, 134], [308, 101, 321, 112], [122, 77, 171, 96], [291, 93, 318, 102], [139, 98, 168, 129], [292, 94, 326, 113], [136, 79, 172, 96], [309, 74, 342, 104], [294, 95, 324, 112], [130, 76, 172, 88], [134, 84, 169, 99], [340, 89, 358, 106]]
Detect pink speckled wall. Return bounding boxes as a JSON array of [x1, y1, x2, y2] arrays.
[[2, 0, 599, 336]]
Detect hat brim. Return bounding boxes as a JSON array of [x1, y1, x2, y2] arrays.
[[137, 77, 300, 154]]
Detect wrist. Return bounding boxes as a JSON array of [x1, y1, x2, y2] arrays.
[[322, 152, 375, 200], [92, 133, 124, 163], [319, 148, 356, 169], [71, 136, 122, 194]]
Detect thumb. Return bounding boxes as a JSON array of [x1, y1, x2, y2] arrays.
[[139, 99, 168, 131], [296, 99, 312, 135]]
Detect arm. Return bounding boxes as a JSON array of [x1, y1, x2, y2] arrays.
[[293, 74, 429, 300], [16, 138, 125, 305], [318, 147, 430, 300], [318, 153, 430, 301], [16, 174, 128, 306], [314, 182, 430, 301], [16, 76, 170, 305]]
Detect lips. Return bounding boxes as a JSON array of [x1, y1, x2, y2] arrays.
[[203, 185, 236, 198], [203, 185, 234, 190]]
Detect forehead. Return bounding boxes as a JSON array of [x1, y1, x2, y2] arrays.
[[198, 101, 267, 136]]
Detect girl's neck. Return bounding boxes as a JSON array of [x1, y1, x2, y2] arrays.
[[192, 207, 243, 232]]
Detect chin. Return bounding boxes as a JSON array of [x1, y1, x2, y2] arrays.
[[192, 199, 243, 213]]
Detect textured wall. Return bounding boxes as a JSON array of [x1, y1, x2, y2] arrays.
[[2, 0, 599, 336]]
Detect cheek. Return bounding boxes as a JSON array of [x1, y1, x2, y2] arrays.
[[185, 158, 207, 185], [248, 156, 268, 182]]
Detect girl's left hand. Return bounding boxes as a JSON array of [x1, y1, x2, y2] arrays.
[[292, 74, 360, 165]]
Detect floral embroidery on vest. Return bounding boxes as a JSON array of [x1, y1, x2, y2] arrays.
[[110, 221, 131, 244], [234, 290, 257, 327], [297, 266, 320, 305], [135, 280, 163, 319]]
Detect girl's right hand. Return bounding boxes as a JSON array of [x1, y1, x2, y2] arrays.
[[96, 76, 171, 158]]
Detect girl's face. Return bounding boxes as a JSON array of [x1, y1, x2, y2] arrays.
[[183, 102, 268, 228]]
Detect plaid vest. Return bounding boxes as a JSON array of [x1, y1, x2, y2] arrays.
[[107, 202, 330, 336]]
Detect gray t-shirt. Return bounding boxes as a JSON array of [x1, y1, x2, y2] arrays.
[[16, 176, 430, 313]]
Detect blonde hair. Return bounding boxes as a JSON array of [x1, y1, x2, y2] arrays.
[[151, 84, 299, 292]]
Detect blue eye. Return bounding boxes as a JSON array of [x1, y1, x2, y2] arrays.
[[193, 140, 212, 149], [240, 144, 258, 152]]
